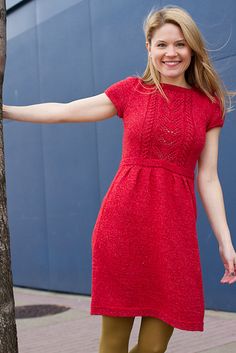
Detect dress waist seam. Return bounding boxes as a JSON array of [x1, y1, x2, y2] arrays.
[[119, 157, 194, 179]]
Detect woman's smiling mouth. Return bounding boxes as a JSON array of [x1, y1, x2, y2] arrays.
[[162, 61, 181, 67]]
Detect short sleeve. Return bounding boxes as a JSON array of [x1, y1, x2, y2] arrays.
[[206, 96, 225, 132], [104, 76, 136, 118]]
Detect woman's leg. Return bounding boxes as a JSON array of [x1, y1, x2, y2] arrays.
[[129, 317, 174, 353], [99, 315, 135, 353]]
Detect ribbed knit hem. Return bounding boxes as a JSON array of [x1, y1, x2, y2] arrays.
[[90, 306, 204, 332]]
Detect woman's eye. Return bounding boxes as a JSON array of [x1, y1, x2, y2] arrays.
[[156, 43, 185, 48]]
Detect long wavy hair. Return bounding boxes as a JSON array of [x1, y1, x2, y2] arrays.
[[139, 6, 235, 117]]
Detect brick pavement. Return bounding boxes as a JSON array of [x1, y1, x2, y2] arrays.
[[14, 287, 236, 353]]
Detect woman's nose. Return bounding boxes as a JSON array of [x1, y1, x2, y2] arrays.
[[165, 46, 177, 56]]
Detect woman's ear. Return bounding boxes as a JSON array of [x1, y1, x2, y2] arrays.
[[146, 41, 151, 56]]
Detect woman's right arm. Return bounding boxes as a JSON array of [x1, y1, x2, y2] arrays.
[[3, 93, 117, 123]]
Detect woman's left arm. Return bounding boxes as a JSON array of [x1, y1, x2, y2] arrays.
[[197, 127, 236, 285]]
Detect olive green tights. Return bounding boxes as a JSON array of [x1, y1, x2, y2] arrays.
[[98, 315, 174, 353]]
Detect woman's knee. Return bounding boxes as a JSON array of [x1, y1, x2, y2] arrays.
[[101, 315, 135, 338], [99, 315, 135, 352], [137, 317, 174, 353]]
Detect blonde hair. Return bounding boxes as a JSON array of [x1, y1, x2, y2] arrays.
[[139, 5, 235, 117]]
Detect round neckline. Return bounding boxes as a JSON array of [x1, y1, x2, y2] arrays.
[[160, 82, 194, 91], [139, 78, 195, 91]]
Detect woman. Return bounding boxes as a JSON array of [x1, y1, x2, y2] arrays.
[[3, 5, 236, 353]]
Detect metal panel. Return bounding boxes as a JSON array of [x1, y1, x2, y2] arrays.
[[3, 27, 50, 288], [6, 0, 25, 10], [36, 0, 98, 293], [35, 0, 84, 24], [6, 0, 36, 40]]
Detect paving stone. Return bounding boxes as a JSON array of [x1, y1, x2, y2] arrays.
[[13, 287, 236, 353]]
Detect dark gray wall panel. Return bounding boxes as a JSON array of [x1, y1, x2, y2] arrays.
[[6, 0, 24, 10], [3, 28, 49, 288], [37, 1, 93, 102], [36, 1, 98, 293], [36, 0, 84, 24], [7, 0, 36, 40], [3, 125, 49, 288], [39, 123, 98, 294]]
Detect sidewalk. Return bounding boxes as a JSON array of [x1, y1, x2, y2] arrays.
[[14, 287, 236, 353]]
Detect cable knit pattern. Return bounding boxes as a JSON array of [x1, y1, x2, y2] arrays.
[[141, 91, 157, 159], [90, 76, 225, 332]]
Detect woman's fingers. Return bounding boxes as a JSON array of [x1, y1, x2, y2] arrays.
[[220, 264, 236, 284], [220, 270, 229, 283], [228, 275, 236, 284], [218, 243, 236, 285]]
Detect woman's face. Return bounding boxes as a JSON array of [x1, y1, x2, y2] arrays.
[[146, 23, 192, 86]]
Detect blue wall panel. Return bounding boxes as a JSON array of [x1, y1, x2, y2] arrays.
[[3, 0, 236, 309], [4, 23, 50, 287], [6, 0, 24, 10], [36, 1, 97, 294]]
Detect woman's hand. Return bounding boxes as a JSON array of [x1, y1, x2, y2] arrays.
[[219, 242, 236, 285]]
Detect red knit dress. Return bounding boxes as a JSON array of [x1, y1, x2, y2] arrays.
[[90, 76, 225, 331]]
